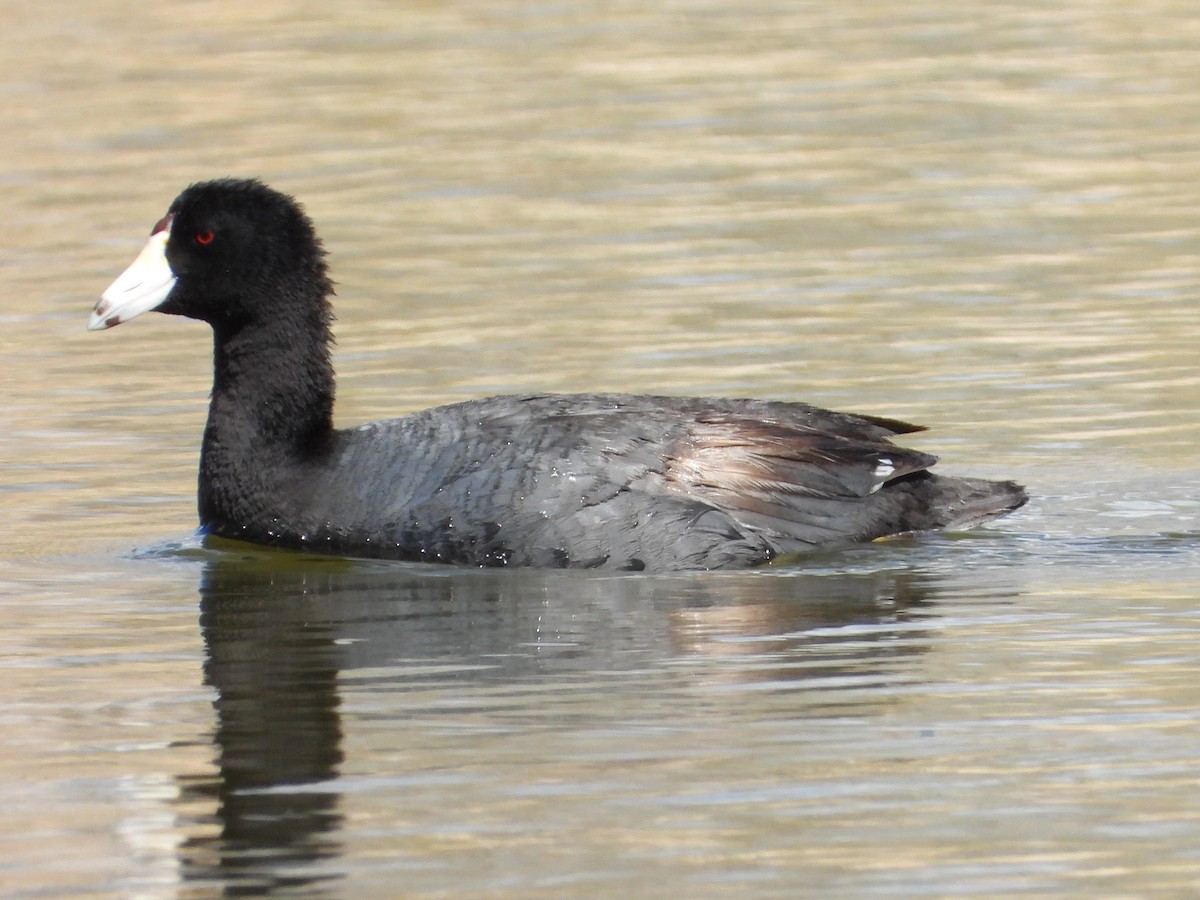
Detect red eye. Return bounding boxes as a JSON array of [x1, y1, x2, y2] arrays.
[[195, 230, 215, 246]]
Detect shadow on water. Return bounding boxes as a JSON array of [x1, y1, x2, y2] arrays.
[[169, 543, 971, 894], [149, 522, 1200, 893]]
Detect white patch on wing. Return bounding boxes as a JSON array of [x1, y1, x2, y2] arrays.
[[869, 456, 895, 493]]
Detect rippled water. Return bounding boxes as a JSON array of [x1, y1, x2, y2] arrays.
[[3, 1, 1200, 896]]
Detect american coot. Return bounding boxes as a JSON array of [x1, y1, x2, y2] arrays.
[[90, 178, 1026, 571]]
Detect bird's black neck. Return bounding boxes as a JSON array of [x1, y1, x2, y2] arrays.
[[198, 308, 336, 533], [210, 315, 335, 450]]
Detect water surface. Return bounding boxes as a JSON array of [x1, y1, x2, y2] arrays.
[[2, 1, 1200, 896]]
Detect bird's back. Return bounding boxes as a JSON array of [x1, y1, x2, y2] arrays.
[[289, 393, 1025, 570]]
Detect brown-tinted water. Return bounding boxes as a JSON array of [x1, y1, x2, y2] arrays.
[[2, 1, 1200, 896]]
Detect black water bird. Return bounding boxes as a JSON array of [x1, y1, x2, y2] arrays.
[[90, 178, 1026, 571]]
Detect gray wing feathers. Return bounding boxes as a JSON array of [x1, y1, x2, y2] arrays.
[[304, 394, 1007, 568]]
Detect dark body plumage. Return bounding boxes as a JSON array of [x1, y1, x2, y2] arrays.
[[94, 179, 1026, 571]]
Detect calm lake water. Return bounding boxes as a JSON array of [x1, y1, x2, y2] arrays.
[[3, 1, 1200, 896]]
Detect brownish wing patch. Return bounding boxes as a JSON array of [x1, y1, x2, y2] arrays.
[[665, 415, 937, 501], [653, 415, 939, 545]]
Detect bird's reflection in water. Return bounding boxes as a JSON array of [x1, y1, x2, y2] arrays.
[[178, 553, 348, 895], [667, 571, 933, 698], [176, 546, 942, 894]]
